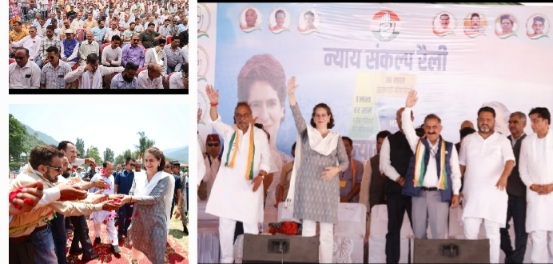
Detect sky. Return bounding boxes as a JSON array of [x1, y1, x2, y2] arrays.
[[9, 104, 191, 157]]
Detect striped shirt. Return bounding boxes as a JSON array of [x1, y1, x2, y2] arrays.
[[40, 60, 72, 89], [163, 45, 184, 70]]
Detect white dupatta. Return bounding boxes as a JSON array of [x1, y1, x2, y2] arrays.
[[80, 68, 103, 89], [134, 170, 175, 232], [285, 122, 340, 212]]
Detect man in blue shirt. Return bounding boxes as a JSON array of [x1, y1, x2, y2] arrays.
[[171, 161, 187, 235], [114, 157, 135, 244]]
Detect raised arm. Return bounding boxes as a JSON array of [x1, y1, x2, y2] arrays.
[[288, 76, 307, 134], [402, 89, 419, 152]]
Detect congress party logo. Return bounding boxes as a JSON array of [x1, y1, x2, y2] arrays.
[[371, 10, 401, 42]]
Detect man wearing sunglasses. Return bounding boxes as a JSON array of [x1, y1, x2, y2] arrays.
[[122, 34, 145, 68], [40, 46, 72, 89], [10, 145, 121, 264], [9, 48, 42, 88]]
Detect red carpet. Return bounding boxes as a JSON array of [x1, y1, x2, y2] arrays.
[[65, 219, 188, 264]]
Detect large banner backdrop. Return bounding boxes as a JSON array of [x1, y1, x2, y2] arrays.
[[198, 3, 553, 162]]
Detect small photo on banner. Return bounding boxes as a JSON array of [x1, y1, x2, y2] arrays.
[[463, 12, 487, 37], [298, 9, 319, 34], [370, 10, 401, 42], [240, 7, 263, 32], [496, 13, 518, 38], [433, 11, 456, 36], [526, 14, 549, 39], [268, 8, 290, 34]]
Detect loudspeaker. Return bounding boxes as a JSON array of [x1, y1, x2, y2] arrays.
[[413, 239, 489, 263], [242, 234, 319, 263]]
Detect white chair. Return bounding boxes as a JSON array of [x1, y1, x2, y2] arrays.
[[368, 204, 414, 263], [334, 203, 367, 263]]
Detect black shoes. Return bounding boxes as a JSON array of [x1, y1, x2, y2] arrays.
[[111, 245, 121, 254], [183, 225, 189, 236], [81, 252, 99, 262], [69, 248, 83, 255]]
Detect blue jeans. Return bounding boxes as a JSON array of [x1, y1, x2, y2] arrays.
[[49, 215, 67, 264], [30, 225, 58, 264]]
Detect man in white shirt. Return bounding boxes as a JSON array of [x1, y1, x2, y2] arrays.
[[10, 26, 42, 63], [459, 106, 515, 264], [144, 39, 167, 77], [9, 48, 42, 88], [103, 21, 121, 44], [65, 53, 124, 89], [204, 85, 272, 263], [101, 35, 122, 67], [401, 90, 462, 240], [518, 107, 553, 263], [137, 63, 164, 89], [168, 71, 187, 89]]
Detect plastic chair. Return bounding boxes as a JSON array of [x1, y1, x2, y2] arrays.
[[100, 43, 110, 53], [166, 35, 172, 45], [76, 28, 86, 42], [9, 58, 16, 65]]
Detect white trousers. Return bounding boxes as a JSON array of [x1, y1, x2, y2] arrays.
[[530, 230, 553, 263], [219, 217, 258, 263], [302, 220, 334, 263], [463, 217, 500, 263], [94, 219, 118, 246]]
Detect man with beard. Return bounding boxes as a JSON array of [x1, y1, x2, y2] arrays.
[[459, 106, 515, 263], [9, 145, 120, 264], [400, 90, 462, 241], [111, 61, 139, 88]]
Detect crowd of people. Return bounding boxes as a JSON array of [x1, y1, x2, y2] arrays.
[[198, 78, 552, 263], [9, 0, 189, 89], [9, 141, 188, 263]]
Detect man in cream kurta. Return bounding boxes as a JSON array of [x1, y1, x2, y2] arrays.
[[518, 107, 553, 263], [205, 85, 272, 263], [459, 106, 515, 264]]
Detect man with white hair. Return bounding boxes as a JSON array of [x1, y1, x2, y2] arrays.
[[78, 30, 99, 66]]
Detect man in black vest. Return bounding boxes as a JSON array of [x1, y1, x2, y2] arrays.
[[370, 130, 391, 210], [401, 90, 462, 240], [380, 107, 415, 263], [500, 111, 528, 263]]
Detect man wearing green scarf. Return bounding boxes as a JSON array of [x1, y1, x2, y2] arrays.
[[401, 89, 462, 240]]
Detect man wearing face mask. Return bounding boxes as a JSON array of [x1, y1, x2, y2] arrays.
[[65, 53, 124, 89], [401, 90, 462, 241]]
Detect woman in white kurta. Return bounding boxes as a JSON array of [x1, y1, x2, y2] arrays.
[[119, 147, 174, 264], [518, 109, 553, 263], [204, 85, 272, 263]]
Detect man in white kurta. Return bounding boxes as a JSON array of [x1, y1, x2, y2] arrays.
[[89, 161, 121, 254], [204, 85, 272, 263], [518, 107, 553, 263], [460, 106, 515, 263]]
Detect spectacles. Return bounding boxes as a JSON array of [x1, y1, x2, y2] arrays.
[[133, 39, 139, 42], [128, 163, 136, 167], [207, 143, 219, 147], [45, 165, 63, 173], [48, 56, 55, 60]]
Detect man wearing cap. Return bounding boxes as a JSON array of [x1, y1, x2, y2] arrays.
[[60, 19, 75, 40], [60, 28, 80, 67], [203, 134, 222, 200]]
